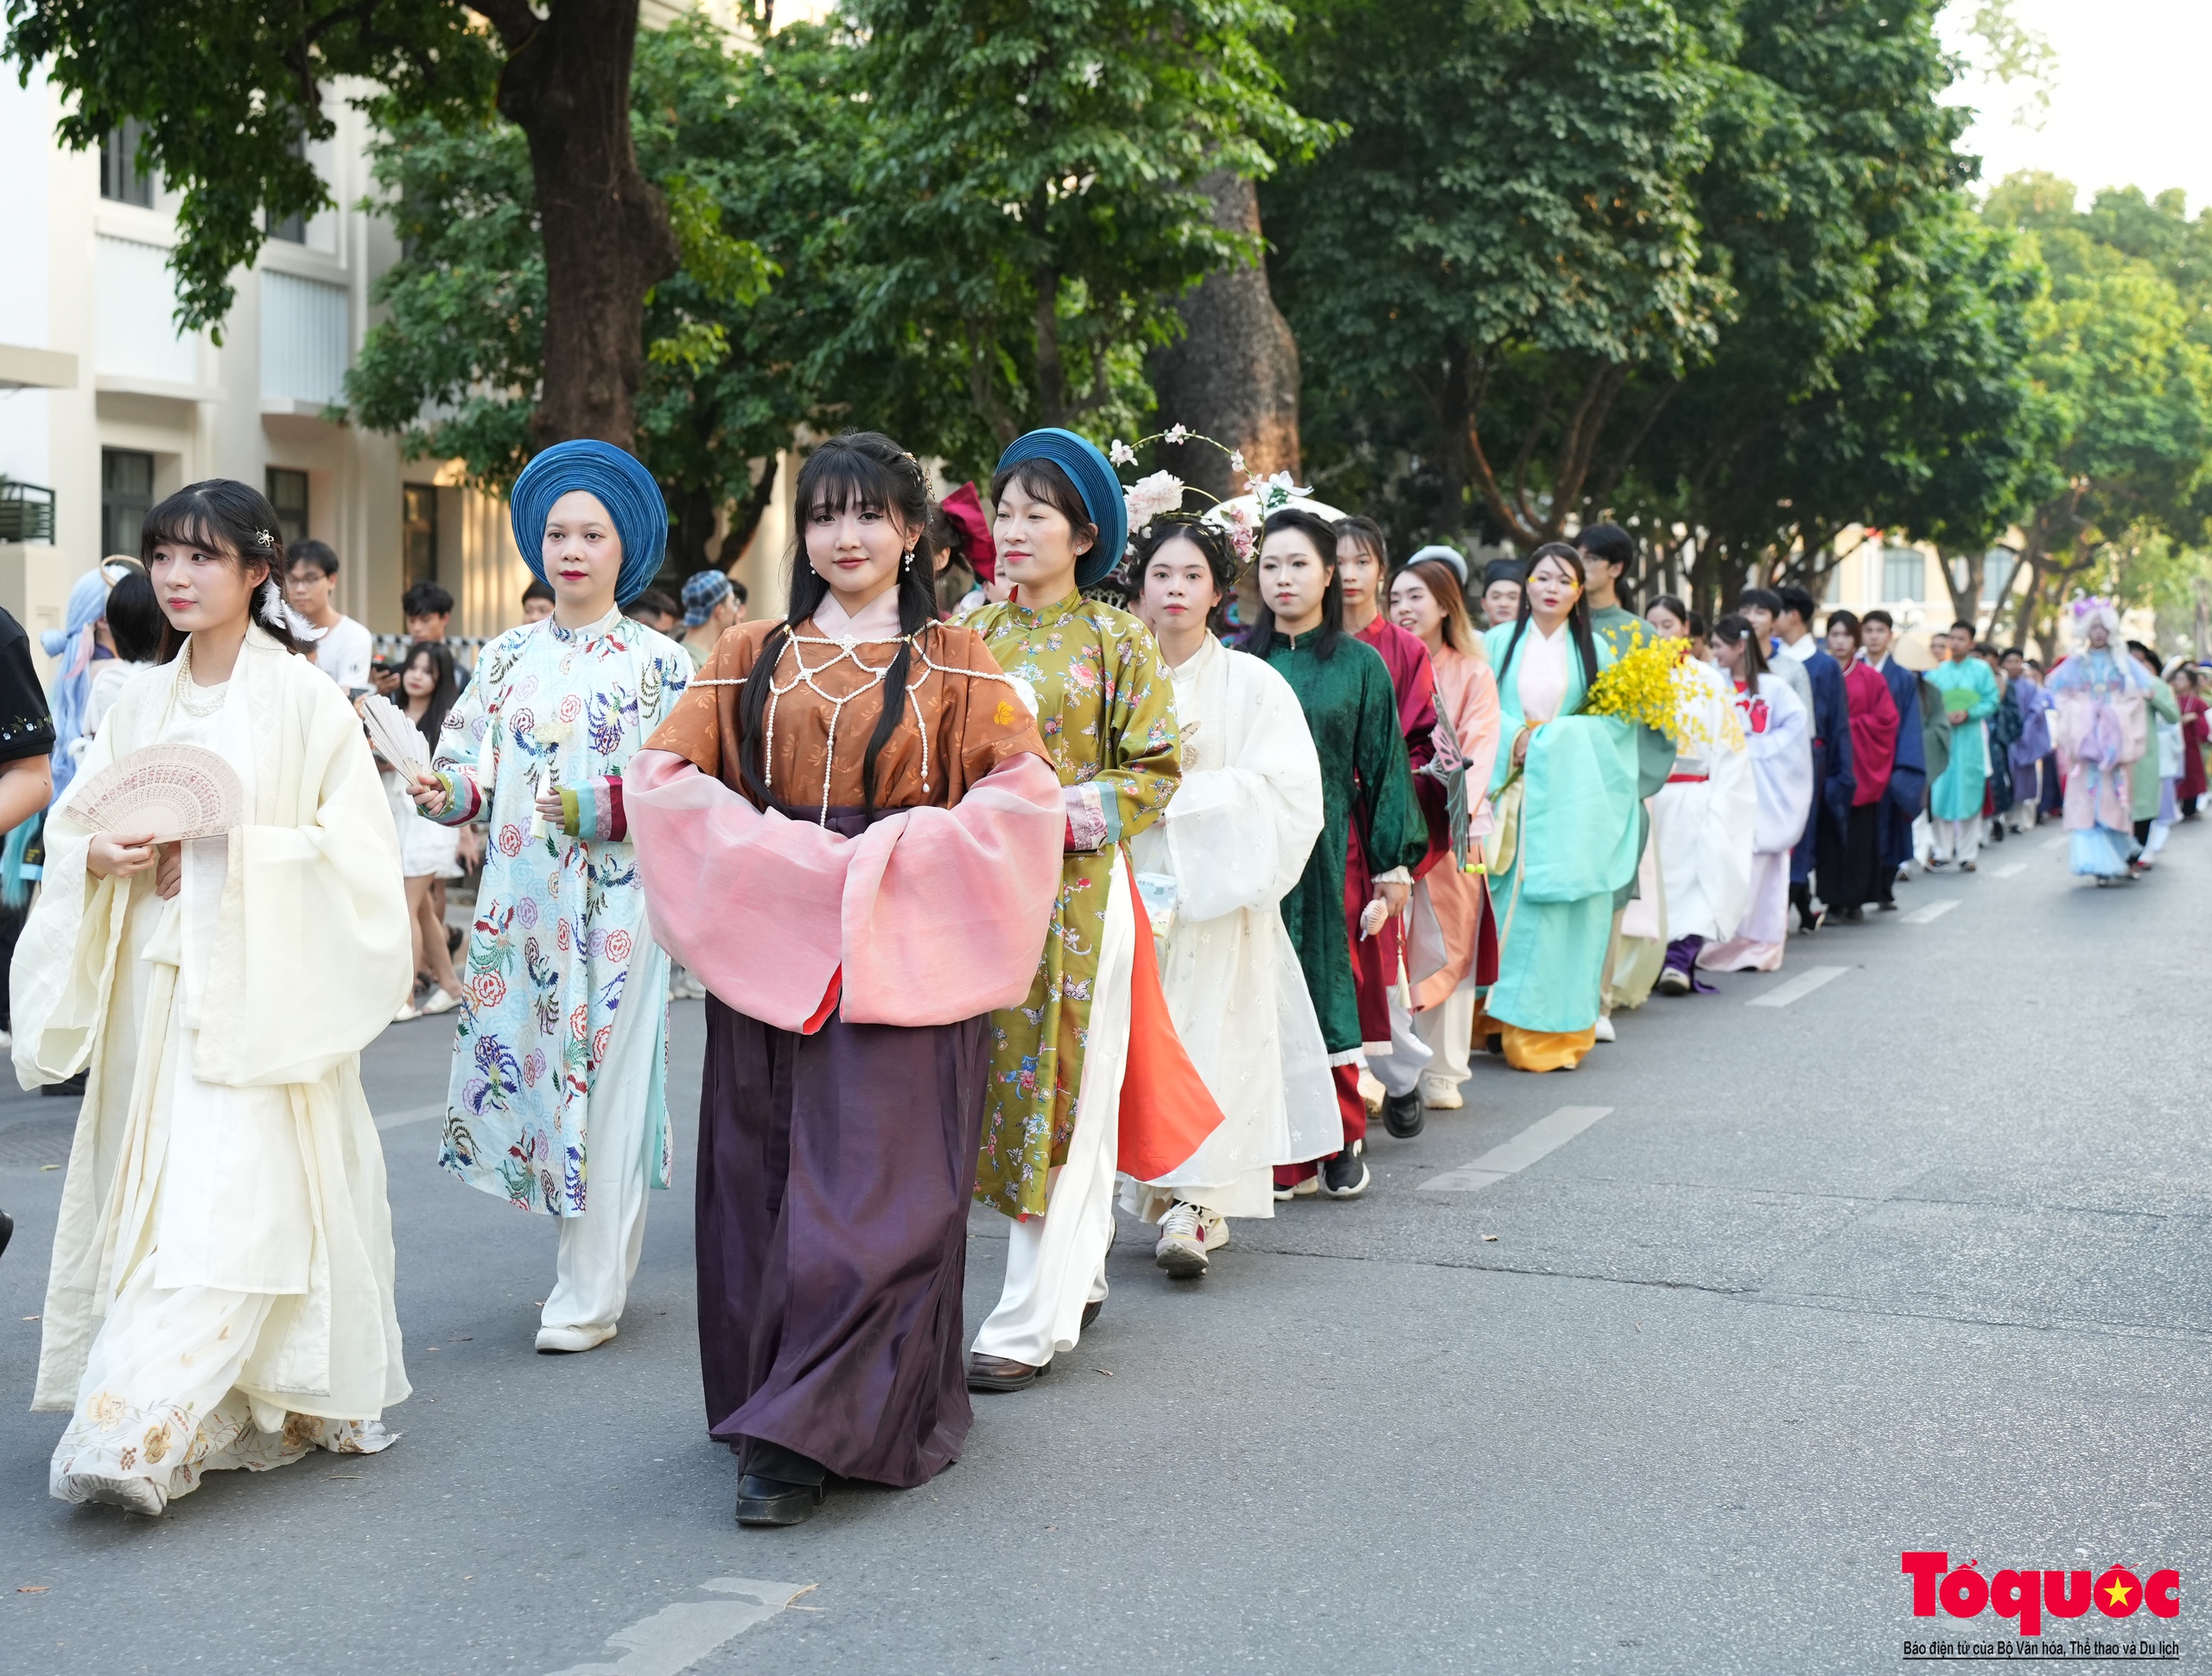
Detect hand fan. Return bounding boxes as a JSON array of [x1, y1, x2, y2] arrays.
[[359, 693, 432, 778], [67, 743, 245, 841]]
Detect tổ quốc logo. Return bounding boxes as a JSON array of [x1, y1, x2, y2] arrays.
[[1903, 1552, 2180, 1657]]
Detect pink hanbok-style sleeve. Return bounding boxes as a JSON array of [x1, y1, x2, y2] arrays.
[[626, 747, 1063, 1033]]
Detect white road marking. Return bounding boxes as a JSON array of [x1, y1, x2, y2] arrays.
[[374, 1104, 444, 1132], [1992, 861, 2027, 879], [1421, 1105, 1613, 1192], [546, 1578, 815, 1676], [1745, 965, 1847, 1009], [2042, 835, 2066, 852], [1902, 898, 1959, 924]]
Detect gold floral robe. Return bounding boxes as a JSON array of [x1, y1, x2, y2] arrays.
[[967, 593, 1180, 1216]]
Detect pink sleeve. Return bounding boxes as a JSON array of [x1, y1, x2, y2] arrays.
[[840, 752, 1064, 1025], [626, 749, 849, 1032], [1460, 662, 1503, 836], [625, 747, 1064, 1032]]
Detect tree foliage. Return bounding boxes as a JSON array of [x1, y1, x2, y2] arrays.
[[843, 0, 1328, 452]]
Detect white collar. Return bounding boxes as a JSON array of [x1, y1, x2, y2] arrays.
[[812, 587, 905, 641]]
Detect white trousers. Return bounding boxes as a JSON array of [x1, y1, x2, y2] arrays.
[[1370, 990, 1439, 1099], [541, 949, 666, 1335], [972, 866, 1135, 1368], [1931, 818, 1981, 866], [1415, 981, 1477, 1095]]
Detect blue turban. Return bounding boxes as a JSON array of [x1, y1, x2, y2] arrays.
[[508, 440, 668, 606], [994, 428, 1128, 588]]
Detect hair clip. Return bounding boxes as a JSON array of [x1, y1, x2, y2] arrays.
[[255, 527, 280, 549]]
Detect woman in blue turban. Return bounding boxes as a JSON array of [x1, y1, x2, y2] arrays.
[[963, 429, 1206, 1393], [409, 437, 693, 1355]]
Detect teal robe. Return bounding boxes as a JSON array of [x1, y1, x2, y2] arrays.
[[1928, 656, 1999, 821], [1590, 605, 1675, 908], [1482, 622, 1640, 1034]]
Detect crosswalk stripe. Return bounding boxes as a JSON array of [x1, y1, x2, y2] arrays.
[[1420, 1105, 1614, 1193], [1745, 965, 1847, 1008]]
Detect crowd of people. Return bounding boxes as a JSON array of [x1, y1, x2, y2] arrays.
[[3, 426, 2206, 1533]]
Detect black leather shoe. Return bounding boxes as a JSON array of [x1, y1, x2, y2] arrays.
[[0, 1208, 11, 1262], [1382, 1089, 1425, 1140], [735, 1473, 825, 1527], [1081, 1297, 1103, 1332]]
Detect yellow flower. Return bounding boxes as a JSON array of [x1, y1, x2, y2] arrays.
[[141, 1421, 172, 1464]]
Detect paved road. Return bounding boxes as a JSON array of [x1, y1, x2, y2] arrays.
[[2, 824, 2207, 1674]]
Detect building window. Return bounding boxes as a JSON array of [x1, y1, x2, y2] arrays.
[[1883, 545, 1923, 603], [259, 271, 349, 405], [101, 449, 155, 556], [99, 120, 154, 207], [266, 468, 310, 550], [1982, 548, 2012, 604], [402, 484, 440, 590], [266, 131, 308, 243]]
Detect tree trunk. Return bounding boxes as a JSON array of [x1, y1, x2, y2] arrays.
[[1147, 172, 1301, 501], [493, 0, 677, 454]]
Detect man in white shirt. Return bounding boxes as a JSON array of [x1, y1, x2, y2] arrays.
[[284, 539, 373, 689]]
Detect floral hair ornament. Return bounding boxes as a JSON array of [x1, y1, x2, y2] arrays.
[[1103, 425, 1319, 568]]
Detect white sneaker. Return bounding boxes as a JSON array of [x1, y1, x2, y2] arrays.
[[1421, 1079, 1464, 1109], [536, 1323, 617, 1355], [1592, 1015, 1616, 1043], [418, 987, 459, 1017], [1154, 1200, 1227, 1278]]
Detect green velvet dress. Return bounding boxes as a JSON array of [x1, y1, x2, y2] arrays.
[[1263, 629, 1427, 1058], [968, 592, 1180, 1217]]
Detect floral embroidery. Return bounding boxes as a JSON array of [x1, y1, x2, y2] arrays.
[[432, 611, 688, 1216], [967, 594, 1180, 1217]]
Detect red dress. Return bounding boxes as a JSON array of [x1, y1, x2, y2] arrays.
[[2179, 691, 2209, 803], [1346, 616, 1446, 1042]]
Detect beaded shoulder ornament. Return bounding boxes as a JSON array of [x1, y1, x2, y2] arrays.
[[691, 622, 1025, 823]]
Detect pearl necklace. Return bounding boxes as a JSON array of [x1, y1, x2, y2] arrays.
[[172, 646, 229, 718]]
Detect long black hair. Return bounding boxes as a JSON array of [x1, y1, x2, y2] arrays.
[[1712, 613, 1770, 682], [738, 431, 940, 816], [104, 567, 164, 663], [1131, 516, 1238, 637], [1237, 506, 1346, 659], [1496, 541, 1600, 689], [140, 479, 305, 662], [402, 639, 461, 751]]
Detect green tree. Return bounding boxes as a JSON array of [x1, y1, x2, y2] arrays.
[[1267, 0, 1726, 549], [842, 0, 1325, 453], [6, 0, 679, 450], [354, 16, 974, 574], [1981, 173, 2212, 648]]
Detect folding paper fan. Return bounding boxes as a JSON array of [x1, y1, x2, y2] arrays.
[[359, 693, 432, 778], [67, 743, 245, 841]]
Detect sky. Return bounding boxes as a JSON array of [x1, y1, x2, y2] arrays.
[[1938, 0, 2212, 214]]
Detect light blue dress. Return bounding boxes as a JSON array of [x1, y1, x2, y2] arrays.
[[1482, 621, 1640, 1036], [425, 607, 689, 1214], [1927, 655, 1999, 821]]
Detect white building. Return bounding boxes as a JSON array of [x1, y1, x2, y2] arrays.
[[0, 8, 828, 669], [0, 75, 546, 651]]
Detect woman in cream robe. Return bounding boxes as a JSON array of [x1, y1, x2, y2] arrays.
[[1121, 627, 1338, 1243], [15, 619, 414, 1514]]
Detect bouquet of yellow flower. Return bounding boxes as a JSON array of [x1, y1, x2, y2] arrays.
[[1584, 633, 1694, 739]]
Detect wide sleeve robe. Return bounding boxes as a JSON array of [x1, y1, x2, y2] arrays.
[[1127, 636, 1337, 1202], [16, 626, 415, 1416]]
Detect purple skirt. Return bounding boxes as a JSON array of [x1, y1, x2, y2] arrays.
[[696, 996, 988, 1488]]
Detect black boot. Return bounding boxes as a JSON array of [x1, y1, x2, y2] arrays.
[[0, 1208, 11, 1262]]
